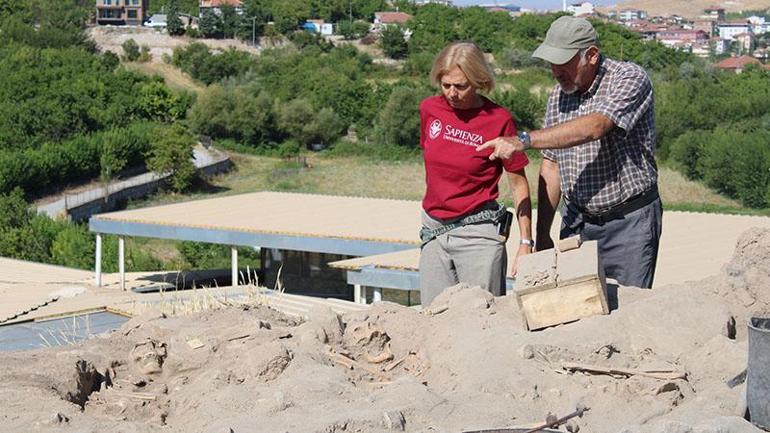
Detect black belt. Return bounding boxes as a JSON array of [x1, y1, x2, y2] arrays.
[[576, 186, 659, 225]]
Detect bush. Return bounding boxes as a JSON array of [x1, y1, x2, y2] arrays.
[[185, 26, 201, 38], [696, 129, 770, 208], [51, 224, 94, 269], [276, 99, 344, 147], [336, 20, 370, 40], [669, 130, 709, 180], [490, 86, 547, 131], [121, 38, 140, 61], [372, 85, 432, 147], [138, 45, 152, 62]]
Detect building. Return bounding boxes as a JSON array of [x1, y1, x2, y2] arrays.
[[656, 29, 709, 48], [712, 37, 728, 55], [734, 32, 755, 53], [716, 55, 762, 73], [618, 9, 647, 21], [748, 16, 770, 35], [567, 2, 594, 16], [693, 19, 716, 37], [95, 0, 148, 26], [703, 6, 725, 22], [415, 0, 453, 5], [372, 11, 412, 31], [718, 21, 752, 40], [303, 20, 333, 36], [625, 20, 665, 41], [199, 0, 243, 16]]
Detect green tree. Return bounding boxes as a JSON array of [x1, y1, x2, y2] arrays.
[[336, 19, 370, 39], [99, 129, 128, 182], [146, 124, 196, 192], [199, 8, 223, 38], [372, 85, 431, 147], [166, 0, 185, 36], [380, 25, 407, 59]]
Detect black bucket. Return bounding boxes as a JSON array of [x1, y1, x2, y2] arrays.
[[748, 317, 770, 431]]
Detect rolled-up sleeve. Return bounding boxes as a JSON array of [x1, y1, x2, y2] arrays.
[[593, 66, 653, 135]]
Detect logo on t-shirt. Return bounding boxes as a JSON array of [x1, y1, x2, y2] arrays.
[[443, 124, 484, 147], [429, 119, 442, 139]]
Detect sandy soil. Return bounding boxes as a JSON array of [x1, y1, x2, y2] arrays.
[[2, 228, 770, 432]]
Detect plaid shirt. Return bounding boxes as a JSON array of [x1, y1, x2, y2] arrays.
[[542, 57, 658, 215]]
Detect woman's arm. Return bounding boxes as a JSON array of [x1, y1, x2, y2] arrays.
[[507, 168, 532, 276]]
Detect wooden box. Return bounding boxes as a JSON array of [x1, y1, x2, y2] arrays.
[[514, 240, 609, 331]]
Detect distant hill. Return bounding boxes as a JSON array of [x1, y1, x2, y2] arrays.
[[598, 0, 770, 19]]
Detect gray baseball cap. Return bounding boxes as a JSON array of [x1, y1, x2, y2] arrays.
[[532, 16, 598, 65]]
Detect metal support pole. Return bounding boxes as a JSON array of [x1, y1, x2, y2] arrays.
[[373, 287, 382, 303], [95, 234, 102, 287], [354, 284, 364, 304], [231, 246, 238, 287], [118, 237, 125, 291]]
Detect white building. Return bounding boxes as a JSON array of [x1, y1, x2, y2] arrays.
[[303, 20, 333, 36], [567, 2, 594, 16], [619, 9, 647, 21], [748, 16, 770, 35], [415, 0, 453, 5], [718, 22, 752, 40]]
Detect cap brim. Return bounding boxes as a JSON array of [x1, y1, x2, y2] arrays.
[[531, 44, 579, 65]]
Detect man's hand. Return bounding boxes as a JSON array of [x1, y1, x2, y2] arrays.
[[476, 137, 524, 160], [511, 243, 532, 277]]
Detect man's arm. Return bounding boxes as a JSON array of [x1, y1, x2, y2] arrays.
[[477, 113, 615, 159], [530, 112, 614, 150], [536, 158, 561, 251]]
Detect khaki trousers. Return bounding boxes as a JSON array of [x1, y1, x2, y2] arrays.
[[419, 209, 507, 306]]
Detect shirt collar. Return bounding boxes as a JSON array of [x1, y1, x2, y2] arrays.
[[581, 55, 606, 99]]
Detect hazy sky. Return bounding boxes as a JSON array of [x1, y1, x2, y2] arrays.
[[453, 0, 619, 10]]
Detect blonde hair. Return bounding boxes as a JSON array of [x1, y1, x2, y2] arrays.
[[430, 42, 495, 93]]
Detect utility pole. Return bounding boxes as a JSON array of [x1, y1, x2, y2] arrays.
[[349, 0, 352, 21]]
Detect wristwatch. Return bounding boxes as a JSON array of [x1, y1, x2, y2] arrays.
[[517, 131, 532, 151], [520, 239, 534, 247]]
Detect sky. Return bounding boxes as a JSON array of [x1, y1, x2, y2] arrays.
[[452, 0, 618, 10]]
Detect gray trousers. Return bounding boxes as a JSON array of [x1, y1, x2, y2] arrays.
[[561, 197, 663, 288], [419, 209, 507, 306]]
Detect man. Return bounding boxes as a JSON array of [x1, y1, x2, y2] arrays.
[[477, 16, 662, 288]]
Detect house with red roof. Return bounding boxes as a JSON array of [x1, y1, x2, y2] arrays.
[[716, 55, 762, 73]]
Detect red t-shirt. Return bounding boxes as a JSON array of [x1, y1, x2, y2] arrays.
[[420, 95, 529, 220]]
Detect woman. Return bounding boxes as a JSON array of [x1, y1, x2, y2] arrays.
[[419, 41, 532, 306]]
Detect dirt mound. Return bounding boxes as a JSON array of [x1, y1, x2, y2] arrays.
[[2, 230, 770, 432]]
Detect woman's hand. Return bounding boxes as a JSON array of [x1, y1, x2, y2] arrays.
[[511, 243, 533, 277]]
